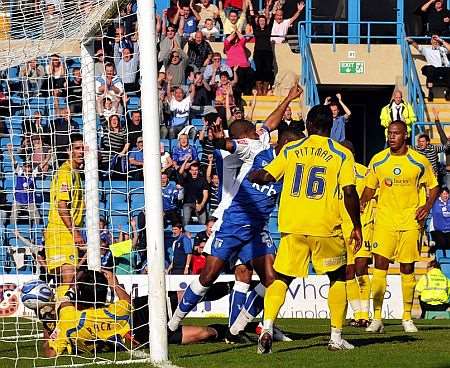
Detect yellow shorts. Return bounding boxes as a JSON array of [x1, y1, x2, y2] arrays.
[[344, 222, 374, 265], [44, 227, 78, 271], [371, 227, 421, 263], [273, 233, 346, 278]]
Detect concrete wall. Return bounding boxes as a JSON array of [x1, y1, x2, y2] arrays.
[[311, 44, 403, 86]]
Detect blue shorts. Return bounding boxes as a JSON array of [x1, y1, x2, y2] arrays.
[[209, 224, 276, 264]]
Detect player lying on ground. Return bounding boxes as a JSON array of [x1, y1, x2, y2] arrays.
[[168, 86, 302, 336], [249, 105, 362, 353], [42, 270, 229, 357], [360, 121, 439, 333]]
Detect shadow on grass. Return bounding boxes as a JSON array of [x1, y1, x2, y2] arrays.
[[178, 343, 255, 358]]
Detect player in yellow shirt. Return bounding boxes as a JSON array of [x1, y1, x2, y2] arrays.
[[360, 121, 439, 333], [249, 105, 362, 353], [45, 133, 85, 301], [42, 270, 230, 357], [340, 140, 375, 327]]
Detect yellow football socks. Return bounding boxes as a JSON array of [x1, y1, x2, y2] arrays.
[[263, 279, 288, 331], [346, 279, 361, 320], [371, 268, 388, 320], [328, 281, 347, 329], [401, 273, 416, 321], [357, 274, 371, 320]]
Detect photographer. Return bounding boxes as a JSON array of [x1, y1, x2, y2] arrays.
[[407, 35, 450, 101]]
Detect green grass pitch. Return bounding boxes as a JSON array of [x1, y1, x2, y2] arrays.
[[0, 318, 448, 368]]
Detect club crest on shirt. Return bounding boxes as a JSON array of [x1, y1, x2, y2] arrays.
[[384, 178, 393, 187], [393, 167, 402, 176], [261, 160, 268, 167], [213, 238, 223, 249]]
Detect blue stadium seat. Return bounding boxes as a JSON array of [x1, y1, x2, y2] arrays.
[[110, 214, 130, 232], [441, 263, 450, 279], [131, 193, 145, 212], [435, 249, 450, 263], [268, 218, 278, 233], [128, 180, 144, 190], [160, 139, 171, 152], [191, 118, 203, 130], [185, 225, 205, 235], [105, 192, 129, 212], [127, 96, 141, 110]]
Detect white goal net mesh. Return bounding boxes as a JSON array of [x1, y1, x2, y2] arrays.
[[0, 0, 157, 366]]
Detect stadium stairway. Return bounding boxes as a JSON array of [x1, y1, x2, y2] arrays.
[[242, 95, 302, 123]]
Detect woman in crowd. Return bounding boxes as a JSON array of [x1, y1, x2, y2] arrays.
[[100, 114, 130, 176]]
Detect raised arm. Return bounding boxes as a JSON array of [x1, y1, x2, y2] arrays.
[[206, 154, 214, 183], [211, 116, 235, 152], [406, 37, 420, 51], [336, 93, 351, 119], [190, 0, 201, 21], [289, 1, 305, 25], [421, 0, 436, 12], [264, 84, 303, 131], [245, 88, 257, 121], [432, 107, 448, 146]]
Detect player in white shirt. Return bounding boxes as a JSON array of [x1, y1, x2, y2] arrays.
[[168, 86, 302, 333]]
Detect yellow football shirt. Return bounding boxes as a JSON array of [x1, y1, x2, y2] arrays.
[[265, 135, 356, 236], [366, 147, 438, 231], [47, 160, 84, 228], [48, 300, 131, 355], [341, 162, 375, 228]]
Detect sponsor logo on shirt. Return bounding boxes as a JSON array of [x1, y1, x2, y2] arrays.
[[60, 183, 69, 193]]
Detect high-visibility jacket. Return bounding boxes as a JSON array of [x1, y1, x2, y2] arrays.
[[380, 100, 416, 137], [416, 268, 450, 305]]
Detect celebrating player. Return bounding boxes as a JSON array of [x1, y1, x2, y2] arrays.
[[44, 133, 85, 301], [249, 105, 362, 353], [360, 121, 439, 333], [167, 85, 303, 334], [340, 140, 375, 327]]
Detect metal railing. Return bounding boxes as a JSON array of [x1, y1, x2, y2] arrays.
[[400, 28, 425, 123], [298, 24, 319, 108], [300, 20, 403, 52]]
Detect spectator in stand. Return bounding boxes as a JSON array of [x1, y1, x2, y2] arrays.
[[94, 49, 106, 77], [224, 30, 253, 95], [115, 24, 134, 56], [225, 88, 256, 124], [167, 74, 196, 138], [95, 62, 125, 115], [190, 72, 214, 116], [19, 58, 45, 97], [128, 136, 144, 180], [158, 15, 184, 65], [7, 144, 48, 225], [99, 97, 118, 121], [218, 0, 248, 36], [173, 0, 201, 40], [249, 0, 274, 95], [211, 71, 238, 126], [191, 218, 215, 274], [172, 133, 199, 170], [67, 67, 82, 114], [199, 18, 220, 40], [114, 31, 140, 94], [43, 54, 66, 97], [407, 35, 450, 101], [198, 115, 216, 174], [269, 0, 305, 44], [167, 222, 193, 274], [180, 162, 208, 225], [187, 31, 213, 72], [430, 187, 450, 251], [223, 0, 243, 11], [416, 260, 450, 318], [162, 171, 184, 227], [161, 143, 175, 176], [99, 114, 130, 175], [380, 89, 416, 138], [324, 93, 352, 142], [196, 0, 219, 28], [30, 136, 52, 173], [50, 97, 80, 166], [126, 110, 143, 149], [277, 105, 305, 137], [203, 52, 233, 84], [206, 154, 220, 214], [22, 111, 50, 146], [164, 49, 190, 87], [42, 3, 63, 39], [420, 0, 450, 36], [415, 108, 449, 184]]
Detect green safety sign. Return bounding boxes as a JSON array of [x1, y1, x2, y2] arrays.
[[339, 61, 365, 74]]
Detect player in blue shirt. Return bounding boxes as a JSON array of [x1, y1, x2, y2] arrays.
[[167, 87, 303, 335]]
